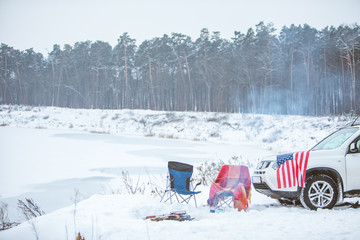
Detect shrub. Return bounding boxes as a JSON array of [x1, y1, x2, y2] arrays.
[[17, 198, 45, 220], [0, 202, 19, 231], [194, 156, 254, 186], [122, 171, 145, 195]]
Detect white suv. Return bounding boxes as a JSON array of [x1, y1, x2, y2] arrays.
[[252, 121, 360, 210]]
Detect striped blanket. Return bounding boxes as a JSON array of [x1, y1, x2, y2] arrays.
[[207, 165, 251, 211]]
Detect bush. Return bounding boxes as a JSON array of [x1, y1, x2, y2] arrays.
[[17, 198, 45, 220], [194, 156, 254, 186], [122, 171, 145, 195], [0, 202, 19, 231]]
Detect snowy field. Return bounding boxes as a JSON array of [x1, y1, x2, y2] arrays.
[[0, 105, 359, 240]]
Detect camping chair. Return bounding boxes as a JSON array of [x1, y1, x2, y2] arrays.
[[207, 165, 251, 211], [161, 161, 201, 207]]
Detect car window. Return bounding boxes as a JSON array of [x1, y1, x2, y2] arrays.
[[312, 128, 359, 151]]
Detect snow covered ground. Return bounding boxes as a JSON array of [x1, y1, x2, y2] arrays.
[[0, 105, 359, 240]]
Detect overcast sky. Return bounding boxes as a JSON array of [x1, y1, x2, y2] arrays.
[[0, 0, 359, 55]]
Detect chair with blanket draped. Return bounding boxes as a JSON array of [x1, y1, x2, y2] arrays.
[[161, 161, 201, 207], [207, 165, 251, 211]]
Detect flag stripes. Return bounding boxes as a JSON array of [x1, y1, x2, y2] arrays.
[[276, 151, 310, 189]]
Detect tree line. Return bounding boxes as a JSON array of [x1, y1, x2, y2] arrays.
[[1, 22, 359, 115]]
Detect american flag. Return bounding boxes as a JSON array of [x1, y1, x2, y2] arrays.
[[276, 151, 310, 189]]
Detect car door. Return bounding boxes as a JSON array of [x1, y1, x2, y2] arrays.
[[346, 136, 360, 190]]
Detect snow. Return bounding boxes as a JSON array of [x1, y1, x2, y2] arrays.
[[0, 105, 359, 240], [2, 193, 359, 240]]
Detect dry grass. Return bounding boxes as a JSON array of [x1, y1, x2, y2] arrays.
[[89, 130, 109, 134], [144, 133, 155, 137]]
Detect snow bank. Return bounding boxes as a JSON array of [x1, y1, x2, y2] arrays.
[[0, 105, 351, 153], [1, 193, 359, 240]]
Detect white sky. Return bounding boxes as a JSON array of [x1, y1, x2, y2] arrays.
[[0, 0, 359, 55]]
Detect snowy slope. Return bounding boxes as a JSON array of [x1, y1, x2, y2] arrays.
[[0, 105, 359, 240], [0, 105, 350, 153]]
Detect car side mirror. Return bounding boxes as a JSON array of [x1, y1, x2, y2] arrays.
[[349, 142, 357, 153]]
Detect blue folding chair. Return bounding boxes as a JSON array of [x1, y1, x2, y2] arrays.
[[161, 161, 201, 207]]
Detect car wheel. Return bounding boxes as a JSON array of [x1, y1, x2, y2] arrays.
[[300, 174, 338, 210]]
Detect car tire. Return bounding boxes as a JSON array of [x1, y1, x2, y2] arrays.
[[300, 174, 338, 210]]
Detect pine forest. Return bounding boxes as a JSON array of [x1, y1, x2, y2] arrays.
[[1, 22, 359, 115]]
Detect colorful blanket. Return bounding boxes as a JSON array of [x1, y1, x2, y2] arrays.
[[207, 165, 251, 211]]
